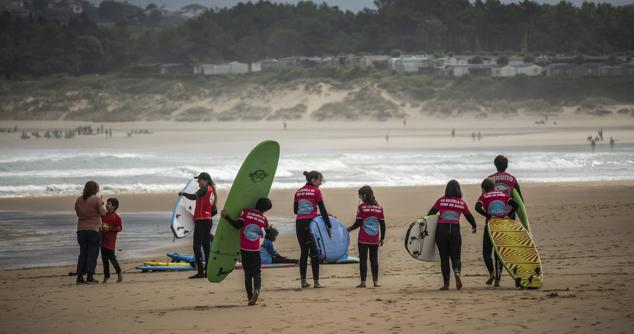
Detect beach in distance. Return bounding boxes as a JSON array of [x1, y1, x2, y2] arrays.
[[0, 117, 633, 333]]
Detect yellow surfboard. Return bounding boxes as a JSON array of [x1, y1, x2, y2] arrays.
[[142, 262, 191, 267], [488, 217, 543, 289]]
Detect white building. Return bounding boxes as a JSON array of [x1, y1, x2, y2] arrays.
[[195, 61, 259, 75], [492, 64, 543, 77], [390, 56, 431, 73]]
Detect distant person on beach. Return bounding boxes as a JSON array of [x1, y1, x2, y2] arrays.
[[221, 197, 272, 305], [347, 185, 386, 288], [489, 155, 523, 218], [294, 170, 331, 289], [260, 226, 298, 265], [475, 178, 519, 287], [179, 172, 217, 279], [74, 181, 107, 284], [590, 138, 596, 151], [283, 121, 287, 130], [427, 180, 477, 290], [477, 131, 482, 141], [451, 129, 455, 138], [101, 198, 123, 283], [610, 137, 615, 150], [598, 128, 603, 141], [472, 132, 476, 141]]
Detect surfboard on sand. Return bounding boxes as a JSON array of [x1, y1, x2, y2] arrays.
[[488, 217, 543, 289], [513, 189, 531, 233], [170, 179, 198, 239], [309, 215, 349, 263], [206, 140, 280, 283], [404, 215, 439, 262]]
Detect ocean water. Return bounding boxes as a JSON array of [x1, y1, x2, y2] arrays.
[[0, 144, 632, 198], [0, 211, 295, 269]]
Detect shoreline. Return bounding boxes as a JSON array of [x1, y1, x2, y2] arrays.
[[2, 180, 633, 212]]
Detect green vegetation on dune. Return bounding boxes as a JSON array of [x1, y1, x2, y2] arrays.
[[1, 71, 633, 121]]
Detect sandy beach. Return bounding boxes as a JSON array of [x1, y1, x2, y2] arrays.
[[1, 181, 633, 333]]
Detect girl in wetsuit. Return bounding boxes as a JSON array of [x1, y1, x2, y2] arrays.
[[347, 185, 386, 288], [294, 170, 331, 289], [427, 180, 477, 290], [475, 178, 519, 287], [179, 172, 217, 279]]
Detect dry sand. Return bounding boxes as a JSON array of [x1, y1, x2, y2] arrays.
[[1, 182, 633, 333]]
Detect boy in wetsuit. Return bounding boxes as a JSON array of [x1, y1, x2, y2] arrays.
[[475, 178, 519, 287], [221, 198, 272, 305]]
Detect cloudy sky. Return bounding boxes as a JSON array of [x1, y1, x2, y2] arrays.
[[97, 0, 633, 11]]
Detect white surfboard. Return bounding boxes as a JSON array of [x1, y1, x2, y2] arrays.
[[404, 215, 439, 262], [170, 179, 198, 239]]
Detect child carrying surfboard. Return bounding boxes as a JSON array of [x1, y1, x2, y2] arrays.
[[475, 178, 519, 287], [294, 170, 331, 289], [221, 198, 272, 306], [347, 185, 386, 288], [427, 180, 477, 290]]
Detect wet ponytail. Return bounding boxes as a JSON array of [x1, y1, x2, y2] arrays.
[[303, 170, 323, 184], [358, 185, 377, 205]]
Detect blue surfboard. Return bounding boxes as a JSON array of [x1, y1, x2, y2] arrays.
[[309, 216, 349, 263]]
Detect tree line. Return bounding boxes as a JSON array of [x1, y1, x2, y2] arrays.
[[1, 0, 633, 78]]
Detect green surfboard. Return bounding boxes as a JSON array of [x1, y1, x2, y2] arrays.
[[512, 189, 531, 233], [206, 140, 280, 283]]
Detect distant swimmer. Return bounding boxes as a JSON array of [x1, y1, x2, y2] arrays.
[[427, 180, 477, 290], [610, 137, 615, 150]]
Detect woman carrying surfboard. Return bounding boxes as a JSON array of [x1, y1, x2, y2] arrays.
[[294, 170, 331, 289], [475, 178, 519, 287], [427, 180, 477, 290], [347, 185, 386, 288], [179, 172, 217, 279]]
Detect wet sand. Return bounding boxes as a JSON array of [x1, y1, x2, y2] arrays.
[[1, 182, 633, 333]]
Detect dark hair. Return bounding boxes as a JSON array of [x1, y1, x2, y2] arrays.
[[255, 197, 272, 212], [197, 172, 218, 207], [107, 198, 119, 211], [358, 185, 377, 205], [303, 170, 323, 184], [494, 155, 508, 172], [82, 181, 99, 200], [481, 178, 496, 192], [444, 179, 462, 198], [265, 226, 279, 240]]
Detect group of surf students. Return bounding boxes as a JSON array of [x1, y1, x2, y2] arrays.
[[73, 154, 524, 305]]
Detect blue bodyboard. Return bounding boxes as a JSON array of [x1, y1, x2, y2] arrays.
[[309, 216, 349, 263]]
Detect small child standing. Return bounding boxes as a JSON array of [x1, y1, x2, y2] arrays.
[[221, 198, 272, 305], [347, 185, 386, 288], [101, 198, 123, 283]]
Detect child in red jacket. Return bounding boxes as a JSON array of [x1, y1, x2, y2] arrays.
[[101, 198, 123, 283]]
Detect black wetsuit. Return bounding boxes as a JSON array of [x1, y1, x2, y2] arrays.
[[475, 199, 519, 280], [182, 188, 214, 275], [294, 201, 331, 281], [428, 208, 477, 283], [225, 215, 262, 300], [349, 218, 386, 282]]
